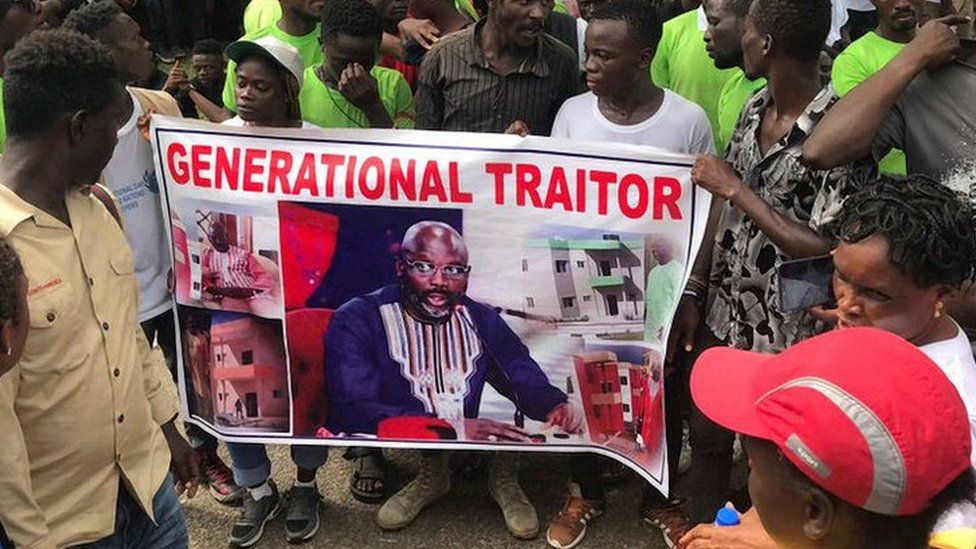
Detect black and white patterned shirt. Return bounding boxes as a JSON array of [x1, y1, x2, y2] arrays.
[[705, 85, 869, 353]]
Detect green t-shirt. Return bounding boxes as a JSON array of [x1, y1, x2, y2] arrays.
[[650, 9, 736, 151], [831, 31, 907, 176], [243, 0, 282, 35], [716, 69, 766, 154], [644, 259, 684, 343], [0, 79, 6, 155], [300, 65, 416, 129], [223, 23, 325, 112]]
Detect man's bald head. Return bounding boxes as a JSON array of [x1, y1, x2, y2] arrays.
[[401, 221, 468, 262], [397, 221, 470, 321]]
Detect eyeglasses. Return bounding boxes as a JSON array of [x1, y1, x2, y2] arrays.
[[402, 258, 471, 278]]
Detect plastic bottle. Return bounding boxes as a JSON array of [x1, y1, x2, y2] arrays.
[[714, 507, 741, 527]]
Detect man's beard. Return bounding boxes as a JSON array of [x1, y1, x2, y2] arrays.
[[402, 284, 458, 323]]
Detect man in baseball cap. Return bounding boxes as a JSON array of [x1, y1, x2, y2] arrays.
[[688, 327, 976, 548]]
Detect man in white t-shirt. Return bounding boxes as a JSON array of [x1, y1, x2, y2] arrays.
[[550, 0, 714, 156], [63, 0, 243, 505]]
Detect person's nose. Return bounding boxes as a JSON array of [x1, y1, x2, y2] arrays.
[[429, 267, 447, 286], [584, 53, 598, 73], [528, 2, 546, 21], [835, 282, 863, 317]]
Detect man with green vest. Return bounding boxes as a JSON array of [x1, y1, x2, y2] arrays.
[[703, 0, 766, 153], [830, 0, 919, 175], [651, 5, 736, 150]]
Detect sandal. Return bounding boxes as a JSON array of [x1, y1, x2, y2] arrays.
[[349, 452, 387, 504]]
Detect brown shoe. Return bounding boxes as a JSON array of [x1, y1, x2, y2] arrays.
[[643, 502, 692, 548], [546, 495, 604, 549]]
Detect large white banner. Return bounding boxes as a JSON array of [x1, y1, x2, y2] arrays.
[[151, 116, 709, 495]]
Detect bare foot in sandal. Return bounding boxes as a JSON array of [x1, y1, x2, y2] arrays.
[[350, 450, 387, 504]]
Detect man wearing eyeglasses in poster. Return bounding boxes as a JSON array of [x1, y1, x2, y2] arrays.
[[323, 220, 583, 442]]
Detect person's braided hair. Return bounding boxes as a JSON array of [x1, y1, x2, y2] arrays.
[[0, 237, 24, 323], [834, 176, 976, 290]]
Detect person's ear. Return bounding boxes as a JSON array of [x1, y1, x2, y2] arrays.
[[803, 486, 834, 540], [395, 258, 406, 277], [638, 46, 654, 70], [761, 32, 773, 58], [68, 110, 89, 146]]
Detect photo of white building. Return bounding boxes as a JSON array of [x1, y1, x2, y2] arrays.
[[520, 229, 648, 338]]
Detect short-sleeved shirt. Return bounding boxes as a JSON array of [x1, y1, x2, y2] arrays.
[[242, 0, 282, 34], [706, 86, 869, 353], [872, 54, 976, 191], [650, 8, 736, 151], [716, 70, 765, 154], [550, 90, 715, 155], [222, 23, 324, 112], [299, 65, 416, 129], [832, 31, 907, 175], [415, 19, 583, 134]]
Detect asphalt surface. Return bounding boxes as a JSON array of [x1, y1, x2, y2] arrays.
[[184, 444, 670, 548]]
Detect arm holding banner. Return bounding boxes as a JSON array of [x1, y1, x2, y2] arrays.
[[690, 156, 833, 258]]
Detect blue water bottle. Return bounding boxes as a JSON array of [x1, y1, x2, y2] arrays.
[[714, 507, 741, 527]]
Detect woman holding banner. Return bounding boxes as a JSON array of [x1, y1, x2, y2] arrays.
[[218, 35, 335, 548]]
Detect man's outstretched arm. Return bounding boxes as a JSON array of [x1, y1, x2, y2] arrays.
[[802, 16, 967, 169]]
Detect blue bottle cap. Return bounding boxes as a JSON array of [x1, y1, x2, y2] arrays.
[[714, 507, 740, 526]]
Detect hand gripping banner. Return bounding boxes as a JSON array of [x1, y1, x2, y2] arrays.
[[151, 116, 709, 496]]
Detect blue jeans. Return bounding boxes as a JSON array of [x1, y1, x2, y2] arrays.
[[72, 475, 187, 548], [226, 444, 329, 487]]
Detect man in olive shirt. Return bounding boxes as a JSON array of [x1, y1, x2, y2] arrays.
[[0, 30, 198, 548], [415, 0, 583, 135]]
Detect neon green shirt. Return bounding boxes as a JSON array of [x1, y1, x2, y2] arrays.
[[222, 23, 325, 112], [644, 259, 684, 343], [243, 0, 282, 35], [716, 70, 766, 154], [299, 65, 416, 129], [831, 31, 907, 176], [650, 9, 736, 151]]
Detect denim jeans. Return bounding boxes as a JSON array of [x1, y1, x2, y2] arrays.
[[226, 444, 329, 488], [71, 476, 187, 548]]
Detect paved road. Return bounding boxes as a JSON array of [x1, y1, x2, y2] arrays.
[[184, 445, 670, 548]]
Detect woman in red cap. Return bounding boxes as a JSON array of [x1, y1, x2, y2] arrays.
[[680, 176, 976, 548]]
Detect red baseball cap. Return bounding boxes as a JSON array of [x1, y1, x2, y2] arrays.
[[691, 327, 972, 516]]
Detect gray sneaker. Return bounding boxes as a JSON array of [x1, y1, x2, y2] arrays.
[[285, 484, 322, 543], [229, 480, 282, 547]]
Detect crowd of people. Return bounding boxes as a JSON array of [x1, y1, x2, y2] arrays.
[[0, 0, 973, 547]]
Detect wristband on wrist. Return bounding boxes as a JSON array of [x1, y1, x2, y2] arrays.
[[682, 288, 706, 308]]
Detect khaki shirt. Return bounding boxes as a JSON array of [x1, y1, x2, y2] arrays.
[[0, 184, 180, 548]]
